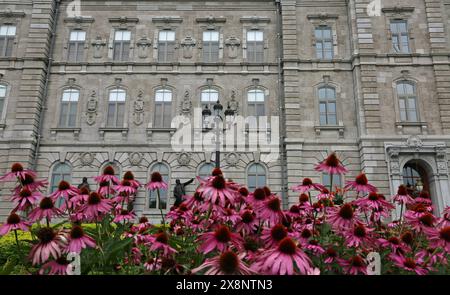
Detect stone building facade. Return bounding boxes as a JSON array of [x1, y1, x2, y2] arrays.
[[0, 0, 449, 220]]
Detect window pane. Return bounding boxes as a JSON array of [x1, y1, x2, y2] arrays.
[[59, 103, 69, 126], [68, 103, 77, 127], [0, 85, 6, 98], [163, 102, 172, 128], [116, 103, 125, 126], [154, 103, 162, 127], [328, 114, 337, 125], [328, 102, 336, 113], [107, 104, 116, 126], [256, 103, 265, 116]]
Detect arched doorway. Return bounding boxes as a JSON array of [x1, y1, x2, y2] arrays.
[[402, 160, 429, 198]]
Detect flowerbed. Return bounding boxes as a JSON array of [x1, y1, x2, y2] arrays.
[[0, 153, 449, 275]]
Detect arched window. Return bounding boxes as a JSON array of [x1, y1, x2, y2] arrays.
[[201, 88, 219, 111], [0, 84, 6, 120], [154, 89, 172, 128], [403, 161, 429, 198], [107, 88, 126, 127], [247, 163, 267, 192], [397, 81, 418, 122], [315, 25, 333, 60], [318, 86, 337, 125], [59, 88, 79, 127], [149, 163, 170, 209], [50, 162, 72, 207], [247, 89, 265, 117], [198, 163, 215, 180]]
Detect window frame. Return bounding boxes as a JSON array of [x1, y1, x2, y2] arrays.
[[396, 81, 419, 123], [58, 88, 80, 128], [158, 30, 176, 63], [390, 19, 410, 54], [247, 163, 267, 192], [153, 88, 173, 128], [314, 25, 334, 60], [0, 25, 16, 57], [198, 163, 215, 180], [246, 29, 264, 63], [318, 86, 337, 126], [67, 30, 86, 62], [202, 30, 220, 63], [113, 30, 131, 61], [106, 88, 127, 128], [0, 84, 8, 123], [247, 88, 266, 117]]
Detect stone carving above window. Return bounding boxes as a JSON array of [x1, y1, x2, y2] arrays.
[[85, 90, 98, 125], [129, 152, 143, 166], [225, 152, 240, 167], [79, 152, 95, 166], [177, 152, 191, 166]]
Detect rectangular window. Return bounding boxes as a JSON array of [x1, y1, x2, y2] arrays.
[[318, 87, 337, 125], [247, 89, 265, 117], [247, 30, 264, 63], [107, 89, 126, 127], [390, 20, 410, 53], [0, 85, 6, 118], [158, 31, 176, 63], [59, 89, 79, 127], [113, 30, 131, 61], [203, 31, 219, 63], [397, 82, 418, 122], [68, 30, 86, 62], [0, 25, 16, 57], [154, 89, 172, 128], [315, 26, 333, 60]]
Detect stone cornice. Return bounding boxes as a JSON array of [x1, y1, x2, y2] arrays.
[[240, 16, 271, 24], [64, 16, 95, 24], [152, 17, 183, 24], [196, 16, 226, 23], [108, 17, 139, 24], [381, 7, 415, 14], [0, 9, 25, 18]]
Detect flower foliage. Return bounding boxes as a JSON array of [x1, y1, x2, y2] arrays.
[[0, 158, 449, 275]]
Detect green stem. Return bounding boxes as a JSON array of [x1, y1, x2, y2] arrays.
[[13, 229, 21, 254], [156, 189, 166, 231]]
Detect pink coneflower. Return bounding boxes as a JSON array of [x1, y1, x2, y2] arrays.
[[427, 226, 450, 253], [68, 187, 90, 207], [122, 171, 141, 188], [0, 163, 37, 182], [307, 267, 321, 275], [192, 251, 254, 275], [0, 213, 30, 236], [146, 172, 168, 191], [327, 203, 360, 231], [219, 207, 240, 224], [416, 247, 448, 267], [246, 187, 268, 205], [377, 236, 408, 253], [353, 192, 395, 212], [404, 211, 436, 234], [114, 180, 138, 195], [197, 225, 243, 254], [113, 209, 136, 223], [66, 225, 96, 254], [392, 185, 414, 205], [257, 196, 285, 225], [291, 178, 325, 194], [98, 180, 116, 196], [316, 188, 334, 201], [94, 165, 120, 185], [135, 216, 152, 232], [28, 197, 63, 222], [344, 173, 377, 194], [339, 255, 367, 275], [49, 180, 79, 202], [305, 240, 325, 255], [197, 175, 238, 206], [261, 224, 289, 248], [38, 256, 71, 275], [344, 223, 374, 248], [15, 174, 48, 193], [437, 206, 450, 228], [182, 192, 204, 209], [79, 192, 113, 221], [314, 153, 348, 175], [324, 247, 338, 264], [145, 231, 177, 256], [252, 237, 312, 275], [144, 257, 162, 272], [236, 187, 250, 203], [29, 227, 67, 265], [235, 210, 258, 235], [10, 188, 41, 211], [391, 254, 429, 275]]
